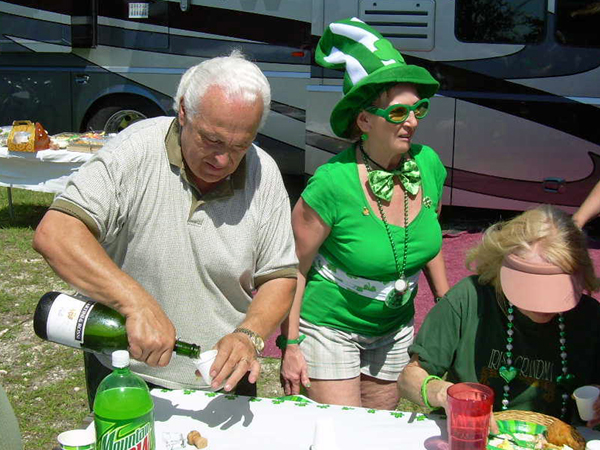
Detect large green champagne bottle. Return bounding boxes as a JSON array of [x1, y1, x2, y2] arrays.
[[94, 350, 155, 449], [33, 291, 200, 358]]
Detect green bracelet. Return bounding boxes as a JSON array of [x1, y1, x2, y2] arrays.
[[276, 334, 306, 350], [421, 375, 442, 409]]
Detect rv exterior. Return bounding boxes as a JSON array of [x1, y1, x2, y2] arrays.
[[0, 0, 598, 210], [0, 0, 311, 175], [308, 0, 600, 211]]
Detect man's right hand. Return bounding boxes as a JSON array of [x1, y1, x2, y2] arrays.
[[123, 296, 176, 367], [32, 210, 177, 367], [280, 345, 311, 396]]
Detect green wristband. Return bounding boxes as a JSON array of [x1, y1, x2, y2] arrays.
[[276, 334, 306, 350], [421, 375, 442, 410]]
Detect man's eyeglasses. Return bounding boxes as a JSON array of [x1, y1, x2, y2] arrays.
[[365, 98, 430, 124]]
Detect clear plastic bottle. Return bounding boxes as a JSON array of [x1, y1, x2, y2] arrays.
[[93, 350, 155, 450]]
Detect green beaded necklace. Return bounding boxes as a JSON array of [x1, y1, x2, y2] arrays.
[[359, 141, 411, 309], [499, 302, 574, 419]]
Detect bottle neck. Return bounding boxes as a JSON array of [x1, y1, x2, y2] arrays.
[[174, 339, 201, 359]]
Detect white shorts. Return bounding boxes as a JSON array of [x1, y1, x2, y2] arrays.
[[299, 317, 414, 381]]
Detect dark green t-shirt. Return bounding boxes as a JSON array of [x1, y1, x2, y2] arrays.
[[410, 276, 600, 419], [300, 143, 447, 336]]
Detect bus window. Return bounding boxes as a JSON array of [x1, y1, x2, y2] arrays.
[[556, 1, 600, 47], [455, 0, 545, 44]]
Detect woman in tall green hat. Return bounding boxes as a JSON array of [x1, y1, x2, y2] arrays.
[[278, 17, 450, 409]]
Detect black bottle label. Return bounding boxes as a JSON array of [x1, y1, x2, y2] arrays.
[[75, 301, 94, 342]]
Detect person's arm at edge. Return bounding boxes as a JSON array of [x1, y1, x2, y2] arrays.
[[32, 210, 176, 367], [423, 203, 450, 298], [423, 250, 449, 298], [279, 197, 331, 395], [573, 180, 600, 229]]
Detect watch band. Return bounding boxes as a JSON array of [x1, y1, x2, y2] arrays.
[[233, 327, 264, 355], [275, 334, 306, 350]]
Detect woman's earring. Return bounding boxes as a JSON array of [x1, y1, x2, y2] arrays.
[[361, 133, 369, 142]]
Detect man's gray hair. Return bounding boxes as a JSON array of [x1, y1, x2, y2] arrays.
[[174, 50, 271, 128]]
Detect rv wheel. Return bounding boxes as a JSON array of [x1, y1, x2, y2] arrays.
[[84, 98, 162, 133]]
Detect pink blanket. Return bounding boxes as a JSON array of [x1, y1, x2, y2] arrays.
[[265, 231, 600, 358]]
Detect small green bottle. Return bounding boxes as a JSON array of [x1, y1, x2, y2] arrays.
[[33, 291, 200, 358], [94, 350, 155, 449]]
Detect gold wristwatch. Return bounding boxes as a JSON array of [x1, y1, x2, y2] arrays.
[[233, 327, 264, 356]]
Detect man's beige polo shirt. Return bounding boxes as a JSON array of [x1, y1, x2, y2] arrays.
[[50, 117, 298, 389]]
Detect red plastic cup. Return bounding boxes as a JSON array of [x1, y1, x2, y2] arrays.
[[446, 383, 495, 450]]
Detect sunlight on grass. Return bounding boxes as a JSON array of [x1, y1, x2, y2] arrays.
[[0, 188, 88, 449]]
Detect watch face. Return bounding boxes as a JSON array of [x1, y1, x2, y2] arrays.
[[235, 328, 264, 354], [253, 335, 265, 352]]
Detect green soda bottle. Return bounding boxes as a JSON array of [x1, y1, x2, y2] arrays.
[[33, 291, 200, 358], [94, 350, 155, 450]]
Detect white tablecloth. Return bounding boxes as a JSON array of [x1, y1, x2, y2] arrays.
[[0, 147, 93, 193], [152, 389, 447, 450], [151, 390, 600, 450]]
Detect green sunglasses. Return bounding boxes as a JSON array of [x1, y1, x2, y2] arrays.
[[365, 98, 430, 124]]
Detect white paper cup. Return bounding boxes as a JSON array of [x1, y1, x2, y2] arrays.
[[586, 440, 600, 450], [194, 349, 219, 385], [57, 429, 95, 450], [311, 417, 339, 450], [573, 385, 600, 421], [585, 439, 600, 450]]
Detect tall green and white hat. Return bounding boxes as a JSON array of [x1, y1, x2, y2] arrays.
[[316, 17, 440, 138]]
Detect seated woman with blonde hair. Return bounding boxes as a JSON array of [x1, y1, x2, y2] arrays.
[[398, 205, 600, 425]]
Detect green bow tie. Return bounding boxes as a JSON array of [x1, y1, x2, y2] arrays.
[[367, 159, 421, 201]]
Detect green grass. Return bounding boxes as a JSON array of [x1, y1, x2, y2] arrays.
[[0, 187, 88, 449], [0, 187, 426, 449]]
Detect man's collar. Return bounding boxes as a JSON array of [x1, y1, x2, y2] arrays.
[[165, 118, 184, 169], [164, 118, 247, 192]]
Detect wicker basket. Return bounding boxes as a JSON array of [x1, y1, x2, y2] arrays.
[[494, 410, 586, 450]]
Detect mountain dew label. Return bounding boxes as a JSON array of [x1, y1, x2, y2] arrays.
[[96, 412, 155, 450]]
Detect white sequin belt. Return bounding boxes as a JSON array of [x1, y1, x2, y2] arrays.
[[313, 253, 420, 302]]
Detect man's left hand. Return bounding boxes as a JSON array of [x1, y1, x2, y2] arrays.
[[209, 333, 261, 392]]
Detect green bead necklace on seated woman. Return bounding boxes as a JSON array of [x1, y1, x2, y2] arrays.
[[500, 302, 574, 419], [358, 139, 421, 309]]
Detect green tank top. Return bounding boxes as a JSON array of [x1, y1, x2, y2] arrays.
[[300, 144, 446, 336]]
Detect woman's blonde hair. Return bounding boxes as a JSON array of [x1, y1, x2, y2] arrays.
[[466, 204, 600, 298]]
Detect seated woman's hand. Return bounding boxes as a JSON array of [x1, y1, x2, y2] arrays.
[[585, 385, 600, 428], [426, 378, 453, 412], [489, 415, 500, 436], [280, 345, 310, 396]]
